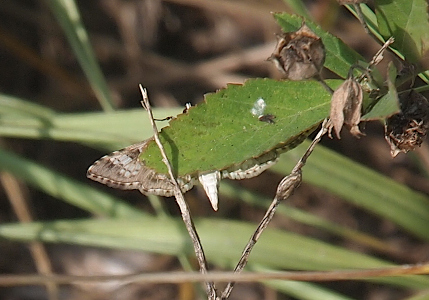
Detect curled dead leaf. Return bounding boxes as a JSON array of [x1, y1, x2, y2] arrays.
[[329, 77, 363, 139]]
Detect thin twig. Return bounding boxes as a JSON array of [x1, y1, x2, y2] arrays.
[[367, 37, 395, 69], [353, 3, 370, 34], [292, 119, 331, 173], [0, 172, 59, 300], [139, 85, 217, 300], [221, 119, 330, 299], [314, 75, 334, 95], [355, 37, 394, 89], [2, 262, 429, 286]]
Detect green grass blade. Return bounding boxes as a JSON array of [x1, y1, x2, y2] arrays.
[[0, 148, 143, 218], [0, 93, 55, 118], [253, 266, 355, 300], [46, 0, 115, 111], [52, 108, 179, 147], [273, 141, 429, 241], [220, 183, 398, 256], [264, 280, 354, 300], [1, 218, 429, 289], [0, 93, 178, 149]]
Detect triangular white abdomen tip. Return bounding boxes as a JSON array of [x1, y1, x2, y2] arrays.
[[198, 171, 221, 211]]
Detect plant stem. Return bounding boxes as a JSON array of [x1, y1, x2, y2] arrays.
[[139, 85, 217, 300], [221, 119, 330, 299]]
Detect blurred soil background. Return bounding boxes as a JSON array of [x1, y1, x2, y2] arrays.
[[0, 0, 429, 299]]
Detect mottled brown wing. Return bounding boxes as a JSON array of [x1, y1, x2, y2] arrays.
[[87, 138, 195, 196]]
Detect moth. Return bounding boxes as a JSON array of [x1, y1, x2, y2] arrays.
[[87, 137, 279, 211]]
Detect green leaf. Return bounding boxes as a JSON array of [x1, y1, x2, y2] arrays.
[[273, 13, 366, 79], [141, 78, 341, 176], [375, 0, 429, 63], [282, 0, 312, 20], [362, 62, 400, 120]]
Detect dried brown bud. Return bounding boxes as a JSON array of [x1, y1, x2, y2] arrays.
[[385, 91, 429, 157], [337, 0, 368, 4], [269, 23, 325, 80], [329, 77, 363, 139]]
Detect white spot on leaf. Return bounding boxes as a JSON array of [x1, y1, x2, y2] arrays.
[[251, 98, 267, 117]]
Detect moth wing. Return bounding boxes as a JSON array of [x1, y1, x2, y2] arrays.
[[87, 139, 194, 196]]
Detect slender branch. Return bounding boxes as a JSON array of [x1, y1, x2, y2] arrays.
[[2, 262, 429, 286], [314, 75, 334, 94], [1, 172, 59, 300], [353, 3, 370, 35], [221, 119, 330, 299], [139, 85, 217, 300], [292, 119, 331, 173]]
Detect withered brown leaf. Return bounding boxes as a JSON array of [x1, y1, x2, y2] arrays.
[[329, 77, 363, 139]]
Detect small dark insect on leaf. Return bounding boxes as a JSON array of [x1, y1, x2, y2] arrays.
[[258, 114, 276, 123], [154, 116, 173, 121], [385, 90, 429, 157], [154, 103, 192, 121], [268, 23, 325, 80], [251, 98, 275, 123], [183, 103, 192, 114], [337, 0, 368, 4]]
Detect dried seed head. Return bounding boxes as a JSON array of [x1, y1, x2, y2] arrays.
[[385, 91, 429, 157], [329, 77, 364, 139], [275, 170, 302, 201], [337, 0, 368, 4], [269, 23, 326, 80]]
